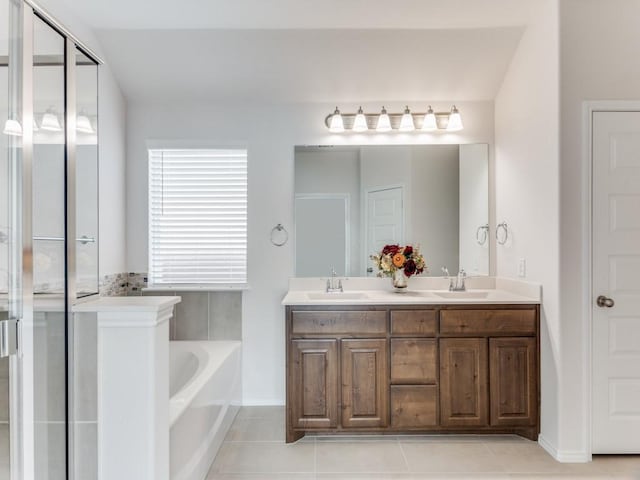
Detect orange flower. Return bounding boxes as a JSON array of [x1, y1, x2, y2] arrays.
[[392, 253, 406, 268]]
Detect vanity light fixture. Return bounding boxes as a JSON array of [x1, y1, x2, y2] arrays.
[[76, 111, 94, 134], [376, 106, 392, 132], [328, 107, 345, 133], [3, 118, 23, 136], [40, 108, 62, 132], [447, 105, 463, 131], [422, 105, 438, 131], [324, 105, 464, 133], [352, 106, 368, 132], [399, 106, 415, 132]]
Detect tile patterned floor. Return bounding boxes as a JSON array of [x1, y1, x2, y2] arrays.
[[207, 407, 640, 480]]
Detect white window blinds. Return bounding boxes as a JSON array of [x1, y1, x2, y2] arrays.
[[148, 149, 248, 286]]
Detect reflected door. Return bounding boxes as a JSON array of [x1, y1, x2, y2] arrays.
[[365, 187, 403, 276]]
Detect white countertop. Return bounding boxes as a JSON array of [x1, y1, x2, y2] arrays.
[[72, 295, 182, 312], [282, 276, 541, 306]]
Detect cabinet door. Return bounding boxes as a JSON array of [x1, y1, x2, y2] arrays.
[[489, 337, 537, 426], [290, 339, 339, 429], [440, 338, 488, 426], [341, 339, 388, 428]]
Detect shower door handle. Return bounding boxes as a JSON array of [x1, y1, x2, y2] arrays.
[[0, 319, 18, 357]]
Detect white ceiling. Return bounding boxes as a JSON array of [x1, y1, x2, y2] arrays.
[[43, 0, 537, 30], [33, 0, 536, 103], [96, 27, 524, 103]]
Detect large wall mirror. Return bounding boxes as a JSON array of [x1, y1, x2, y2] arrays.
[[294, 144, 489, 277]]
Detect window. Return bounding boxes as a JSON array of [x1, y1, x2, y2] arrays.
[[148, 148, 248, 287]]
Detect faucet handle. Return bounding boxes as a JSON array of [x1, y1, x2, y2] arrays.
[[441, 266, 450, 277]]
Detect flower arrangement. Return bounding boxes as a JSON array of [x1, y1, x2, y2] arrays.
[[370, 244, 426, 278]]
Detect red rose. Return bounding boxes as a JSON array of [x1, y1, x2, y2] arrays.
[[382, 244, 400, 255], [404, 259, 417, 277], [403, 245, 413, 256]]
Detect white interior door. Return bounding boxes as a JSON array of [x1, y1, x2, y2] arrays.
[[592, 111, 640, 453], [365, 186, 403, 276]]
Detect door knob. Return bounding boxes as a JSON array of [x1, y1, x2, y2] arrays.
[[596, 295, 615, 308]]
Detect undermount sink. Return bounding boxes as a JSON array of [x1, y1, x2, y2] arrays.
[[433, 291, 490, 299], [305, 292, 369, 301]]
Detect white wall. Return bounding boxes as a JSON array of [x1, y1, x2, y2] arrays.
[[126, 101, 494, 404], [494, 0, 561, 456], [559, 0, 640, 459], [36, 0, 127, 277]]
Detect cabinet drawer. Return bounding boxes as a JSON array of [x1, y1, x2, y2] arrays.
[[391, 310, 437, 336], [440, 309, 536, 336], [291, 310, 387, 335], [390, 339, 437, 384], [390, 385, 437, 428]]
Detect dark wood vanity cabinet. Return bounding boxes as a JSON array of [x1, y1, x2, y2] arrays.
[[286, 304, 539, 443]]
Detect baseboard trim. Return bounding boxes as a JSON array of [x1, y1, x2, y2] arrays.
[[539, 434, 591, 463]]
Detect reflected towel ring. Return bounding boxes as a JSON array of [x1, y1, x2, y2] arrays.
[[270, 223, 289, 247], [496, 221, 509, 245], [476, 224, 489, 246]]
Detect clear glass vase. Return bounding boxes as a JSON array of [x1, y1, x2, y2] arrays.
[[392, 269, 408, 291]]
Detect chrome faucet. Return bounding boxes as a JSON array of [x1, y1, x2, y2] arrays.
[[449, 268, 467, 292], [326, 268, 343, 293]]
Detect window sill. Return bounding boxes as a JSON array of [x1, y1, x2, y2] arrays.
[[143, 284, 250, 292]]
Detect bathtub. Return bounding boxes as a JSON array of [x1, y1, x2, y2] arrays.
[[169, 341, 242, 480]]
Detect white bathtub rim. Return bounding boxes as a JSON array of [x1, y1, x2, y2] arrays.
[[169, 340, 242, 426]]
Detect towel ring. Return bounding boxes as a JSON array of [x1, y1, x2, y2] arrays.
[[476, 224, 489, 246], [496, 221, 509, 245], [270, 223, 289, 247]]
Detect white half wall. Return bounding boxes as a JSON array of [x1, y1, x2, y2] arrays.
[[560, 0, 640, 460], [495, 0, 560, 456], [125, 101, 494, 404]]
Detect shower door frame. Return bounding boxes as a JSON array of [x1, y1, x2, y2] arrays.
[[11, 2, 103, 479]]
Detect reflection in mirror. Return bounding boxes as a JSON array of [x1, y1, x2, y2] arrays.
[[294, 145, 489, 277]]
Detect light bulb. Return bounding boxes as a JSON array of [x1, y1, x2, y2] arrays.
[[352, 106, 368, 132], [399, 106, 415, 132], [3, 118, 23, 136], [447, 105, 463, 131], [41, 108, 62, 132], [76, 112, 94, 134], [328, 107, 345, 133], [422, 105, 437, 131], [376, 106, 392, 132]]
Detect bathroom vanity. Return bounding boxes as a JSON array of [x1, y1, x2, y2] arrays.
[[282, 278, 541, 443]]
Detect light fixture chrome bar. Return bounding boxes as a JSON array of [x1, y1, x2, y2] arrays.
[[324, 107, 462, 132], [24, 0, 104, 65]]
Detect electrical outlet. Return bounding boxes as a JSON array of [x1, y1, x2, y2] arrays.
[[518, 258, 526, 278]]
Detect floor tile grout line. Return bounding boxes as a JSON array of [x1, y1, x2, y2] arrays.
[[481, 440, 509, 473], [397, 436, 411, 473]]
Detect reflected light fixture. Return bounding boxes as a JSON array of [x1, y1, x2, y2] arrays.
[[3, 118, 23, 136], [376, 106, 392, 132], [76, 111, 94, 134], [422, 105, 437, 131], [40, 108, 62, 132], [399, 106, 415, 132], [328, 107, 345, 133], [33, 118, 39, 132], [352, 106, 368, 132], [324, 105, 463, 133], [447, 105, 463, 131]]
